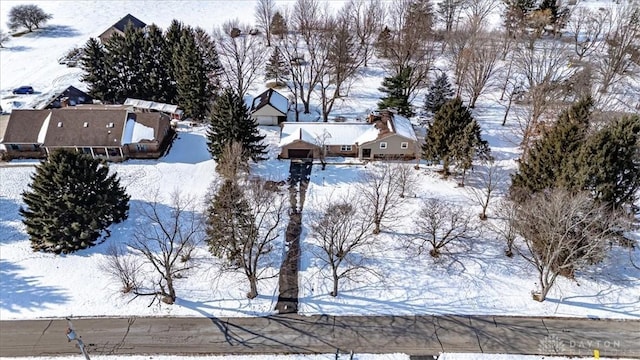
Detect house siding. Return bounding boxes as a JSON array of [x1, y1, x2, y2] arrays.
[[360, 135, 416, 159], [98, 27, 122, 43]]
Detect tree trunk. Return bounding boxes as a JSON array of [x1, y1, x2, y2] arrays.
[[331, 268, 339, 297], [247, 275, 258, 299]]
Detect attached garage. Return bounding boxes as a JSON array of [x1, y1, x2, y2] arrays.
[[288, 149, 314, 159]]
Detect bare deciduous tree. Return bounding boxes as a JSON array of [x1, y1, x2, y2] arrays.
[[207, 178, 287, 298], [357, 163, 404, 234], [314, 129, 331, 170], [413, 198, 475, 257], [566, 7, 608, 61], [514, 190, 621, 302], [595, 2, 640, 94], [255, 0, 276, 47], [490, 198, 519, 257], [216, 141, 249, 180], [514, 40, 575, 156], [461, 32, 502, 108], [393, 162, 418, 198], [0, 29, 9, 48], [101, 243, 142, 294], [346, 0, 385, 67], [464, 0, 498, 34], [126, 190, 202, 305], [217, 20, 267, 98], [309, 196, 374, 296], [437, 0, 467, 33], [466, 160, 506, 220]]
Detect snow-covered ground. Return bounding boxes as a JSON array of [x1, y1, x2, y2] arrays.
[[1, 0, 639, 324]]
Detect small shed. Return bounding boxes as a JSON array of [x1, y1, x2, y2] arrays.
[[250, 89, 288, 126], [98, 14, 146, 43]]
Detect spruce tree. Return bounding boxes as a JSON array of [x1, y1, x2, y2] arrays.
[[20, 149, 129, 254], [578, 115, 640, 209], [142, 24, 174, 103], [270, 11, 287, 39], [194, 27, 224, 97], [80, 37, 109, 101], [510, 97, 593, 199], [174, 27, 212, 120], [264, 46, 289, 86], [378, 67, 414, 117], [424, 73, 454, 114], [207, 88, 267, 162], [205, 179, 255, 265], [423, 97, 489, 175]]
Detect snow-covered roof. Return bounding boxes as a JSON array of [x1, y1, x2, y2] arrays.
[[252, 89, 288, 115], [388, 114, 417, 141], [279, 122, 375, 147], [121, 118, 155, 145], [124, 98, 182, 115]]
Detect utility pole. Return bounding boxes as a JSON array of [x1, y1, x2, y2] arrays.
[[66, 318, 90, 360]]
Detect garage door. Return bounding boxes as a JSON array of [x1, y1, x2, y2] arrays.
[[288, 149, 313, 158]]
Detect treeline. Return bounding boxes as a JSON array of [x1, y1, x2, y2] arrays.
[[80, 21, 222, 120]]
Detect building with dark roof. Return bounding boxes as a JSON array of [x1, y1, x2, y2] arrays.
[[250, 89, 288, 125], [98, 14, 146, 43]]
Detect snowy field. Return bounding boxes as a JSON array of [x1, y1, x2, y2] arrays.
[[1, 0, 639, 324]]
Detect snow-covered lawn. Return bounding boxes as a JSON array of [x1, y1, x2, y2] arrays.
[[1, 0, 639, 322]]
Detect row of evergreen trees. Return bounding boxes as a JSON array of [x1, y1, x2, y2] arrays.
[[511, 97, 640, 210], [81, 21, 221, 120]]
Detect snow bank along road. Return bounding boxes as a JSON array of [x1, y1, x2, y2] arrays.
[[1, 314, 638, 358]]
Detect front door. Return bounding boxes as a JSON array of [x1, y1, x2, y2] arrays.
[[362, 148, 371, 158]]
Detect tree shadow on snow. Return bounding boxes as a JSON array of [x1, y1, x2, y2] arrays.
[[0, 196, 26, 244], [0, 259, 70, 313], [32, 24, 81, 38]]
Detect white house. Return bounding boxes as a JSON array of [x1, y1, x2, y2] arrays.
[[250, 89, 288, 125]]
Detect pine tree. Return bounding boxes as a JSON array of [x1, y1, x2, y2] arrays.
[[510, 97, 593, 199], [378, 67, 414, 117], [424, 73, 454, 114], [270, 11, 287, 39], [423, 97, 489, 175], [206, 179, 255, 266], [80, 37, 109, 101], [264, 46, 289, 86], [207, 88, 267, 162], [142, 24, 174, 103], [20, 149, 129, 254], [174, 27, 212, 120], [578, 115, 640, 209], [194, 27, 224, 97]]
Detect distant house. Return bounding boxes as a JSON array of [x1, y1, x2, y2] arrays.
[[124, 98, 184, 120], [278, 110, 418, 160], [0, 107, 173, 160], [98, 14, 146, 43], [250, 89, 288, 126], [43, 86, 94, 109]]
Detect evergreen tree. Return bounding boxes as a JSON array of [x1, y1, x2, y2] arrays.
[[207, 88, 267, 161], [424, 73, 454, 114], [103, 24, 147, 103], [142, 24, 174, 103], [194, 27, 224, 97], [378, 67, 414, 117], [206, 179, 255, 266], [80, 37, 109, 101], [264, 46, 289, 86], [578, 115, 640, 209], [510, 97, 593, 199], [20, 149, 129, 254], [174, 27, 212, 120], [423, 97, 489, 175], [270, 11, 287, 39]]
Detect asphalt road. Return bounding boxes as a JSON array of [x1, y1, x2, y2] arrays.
[[1, 315, 638, 358]]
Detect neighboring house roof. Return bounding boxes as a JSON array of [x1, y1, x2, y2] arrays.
[[279, 122, 378, 147], [1, 108, 166, 147], [124, 98, 183, 115], [251, 89, 288, 115], [1, 110, 48, 143], [111, 14, 146, 32], [43, 86, 94, 109]]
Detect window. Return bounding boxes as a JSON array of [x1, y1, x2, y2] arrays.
[[379, 142, 387, 149], [341, 145, 352, 151], [136, 144, 146, 151], [10, 144, 19, 150], [401, 142, 409, 149]]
